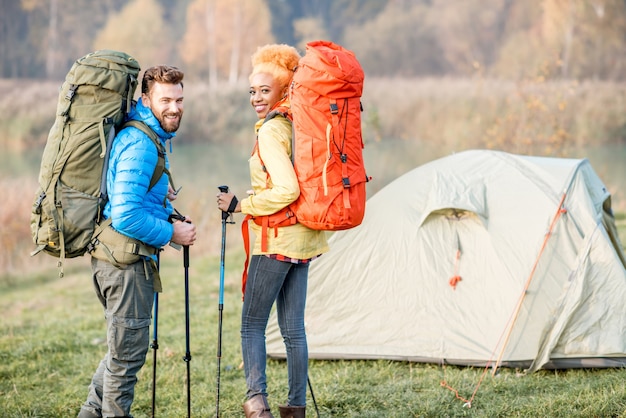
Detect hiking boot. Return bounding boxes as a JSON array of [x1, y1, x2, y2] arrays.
[[279, 405, 306, 418], [77, 407, 101, 418], [243, 395, 274, 418]]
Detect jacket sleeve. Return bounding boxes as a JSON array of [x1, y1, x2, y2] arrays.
[[107, 127, 174, 247], [241, 117, 299, 216]]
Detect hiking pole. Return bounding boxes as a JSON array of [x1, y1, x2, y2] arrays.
[[151, 292, 159, 417], [216, 185, 235, 417], [183, 244, 192, 417], [151, 253, 160, 418], [171, 208, 193, 417], [308, 377, 321, 418]]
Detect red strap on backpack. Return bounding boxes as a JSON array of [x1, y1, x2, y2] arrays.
[[241, 214, 252, 300], [240, 209, 297, 300], [329, 98, 353, 210], [249, 132, 298, 252]]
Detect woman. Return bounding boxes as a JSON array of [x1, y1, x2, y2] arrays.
[[217, 44, 328, 418]]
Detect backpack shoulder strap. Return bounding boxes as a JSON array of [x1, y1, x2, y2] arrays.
[[258, 105, 293, 168], [264, 107, 291, 124], [122, 120, 172, 192], [244, 105, 298, 258]]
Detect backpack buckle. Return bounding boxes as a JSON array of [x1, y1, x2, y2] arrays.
[[65, 84, 77, 101]]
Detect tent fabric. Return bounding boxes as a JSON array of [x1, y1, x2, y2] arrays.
[[265, 149, 626, 371]]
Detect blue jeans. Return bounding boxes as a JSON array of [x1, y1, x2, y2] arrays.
[[241, 255, 309, 407]]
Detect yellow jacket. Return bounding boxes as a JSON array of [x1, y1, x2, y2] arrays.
[[240, 115, 329, 259]]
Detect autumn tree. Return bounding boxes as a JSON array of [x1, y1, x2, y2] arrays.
[[1, 0, 31, 77], [428, 0, 517, 76], [20, 0, 128, 79], [491, 0, 626, 80], [488, 2, 547, 80], [344, 1, 448, 77], [180, 0, 273, 85], [293, 17, 329, 51], [3, 0, 626, 81], [542, 0, 626, 80], [92, 0, 174, 71]]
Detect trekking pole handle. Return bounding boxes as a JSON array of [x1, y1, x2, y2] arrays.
[[183, 245, 189, 269], [218, 185, 236, 222]]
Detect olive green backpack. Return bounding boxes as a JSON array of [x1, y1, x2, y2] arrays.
[[30, 50, 164, 275]]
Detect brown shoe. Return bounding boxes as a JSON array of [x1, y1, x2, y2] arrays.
[[278, 405, 306, 418], [243, 395, 274, 418]]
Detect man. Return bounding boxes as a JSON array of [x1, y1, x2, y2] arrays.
[[78, 65, 196, 418]]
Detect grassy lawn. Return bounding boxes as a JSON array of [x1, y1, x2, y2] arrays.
[[2, 238, 626, 418], [3, 75, 625, 417]]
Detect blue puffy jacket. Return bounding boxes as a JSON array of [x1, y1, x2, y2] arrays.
[[103, 98, 175, 248]]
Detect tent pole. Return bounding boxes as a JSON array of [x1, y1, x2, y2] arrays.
[[492, 192, 568, 375]]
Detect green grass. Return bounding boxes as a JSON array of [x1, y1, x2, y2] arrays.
[[2, 248, 626, 417], [3, 77, 626, 416]]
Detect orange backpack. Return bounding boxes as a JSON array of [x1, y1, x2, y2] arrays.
[[290, 40, 368, 230], [240, 41, 369, 296], [249, 41, 368, 239]]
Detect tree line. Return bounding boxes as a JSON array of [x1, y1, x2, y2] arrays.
[[1, 0, 625, 83]]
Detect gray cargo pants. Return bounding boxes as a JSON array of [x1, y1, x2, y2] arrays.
[[78, 257, 155, 418]]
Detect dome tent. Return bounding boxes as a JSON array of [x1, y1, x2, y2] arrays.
[[266, 149, 626, 372]]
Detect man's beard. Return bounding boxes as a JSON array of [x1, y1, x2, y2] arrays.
[[158, 112, 182, 133]]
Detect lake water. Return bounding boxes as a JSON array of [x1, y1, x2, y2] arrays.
[[4, 139, 625, 211]]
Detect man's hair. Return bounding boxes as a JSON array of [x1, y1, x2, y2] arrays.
[[141, 65, 184, 95]]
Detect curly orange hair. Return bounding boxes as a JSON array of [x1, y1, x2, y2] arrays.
[[249, 44, 301, 89]]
